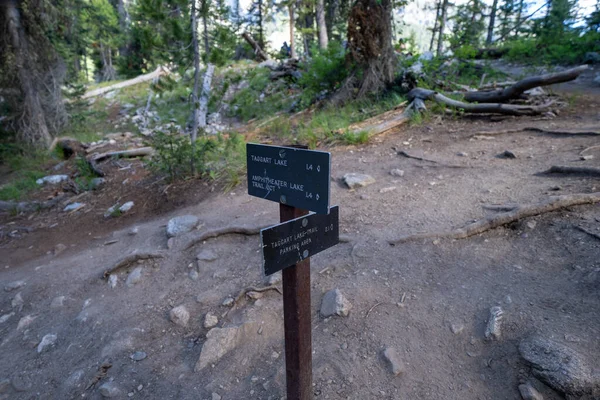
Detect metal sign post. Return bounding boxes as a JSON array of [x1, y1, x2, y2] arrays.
[[247, 143, 340, 400]]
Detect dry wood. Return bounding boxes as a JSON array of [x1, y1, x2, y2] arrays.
[[198, 64, 215, 131], [389, 192, 600, 244], [542, 165, 600, 177], [82, 66, 169, 99], [90, 147, 154, 162], [463, 65, 587, 103], [397, 150, 438, 163], [574, 225, 600, 241], [408, 88, 554, 116], [347, 105, 410, 137], [242, 32, 269, 61], [103, 252, 165, 278], [482, 204, 519, 212], [85, 362, 112, 390], [184, 224, 270, 250], [470, 127, 600, 138]]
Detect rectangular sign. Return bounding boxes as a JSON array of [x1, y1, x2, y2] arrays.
[[261, 206, 339, 276], [247, 143, 331, 214]]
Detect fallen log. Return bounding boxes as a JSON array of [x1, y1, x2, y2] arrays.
[[242, 32, 269, 61], [90, 147, 155, 163], [463, 65, 588, 103], [346, 105, 410, 137], [541, 165, 600, 177], [389, 192, 600, 244], [184, 224, 270, 250], [83, 66, 170, 99], [408, 88, 554, 116]]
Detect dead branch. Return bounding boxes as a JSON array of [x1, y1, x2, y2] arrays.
[[482, 204, 519, 212], [234, 285, 282, 304], [397, 150, 438, 163], [242, 32, 269, 61], [347, 105, 410, 137], [90, 147, 154, 163], [83, 66, 169, 99], [542, 166, 600, 177], [184, 225, 270, 250], [408, 88, 555, 116], [389, 192, 600, 244], [103, 252, 165, 278], [574, 225, 600, 241], [524, 127, 600, 136], [463, 66, 587, 103]]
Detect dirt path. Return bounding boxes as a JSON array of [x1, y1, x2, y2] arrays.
[[0, 80, 599, 399]]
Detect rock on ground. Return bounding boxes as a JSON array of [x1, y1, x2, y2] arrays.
[[118, 201, 134, 213], [126, 267, 143, 287], [382, 347, 405, 376], [518, 382, 544, 400], [390, 169, 405, 177], [11, 292, 23, 311], [484, 306, 503, 340], [36, 175, 68, 185], [99, 382, 121, 398], [195, 323, 256, 371], [519, 336, 599, 396], [169, 305, 190, 327], [166, 215, 199, 238], [108, 274, 118, 288], [342, 173, 376, 189], [204, 312, 218, 329], [37, 334, 57, 353], [197, 249, 218, 261], [320, 289, 352, 317], [4, 280, 26, 292]]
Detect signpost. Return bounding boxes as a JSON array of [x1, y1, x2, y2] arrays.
[[247, 143, 340, 400]]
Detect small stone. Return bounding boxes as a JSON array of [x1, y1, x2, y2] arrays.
[[50, 296, 66, 308], [89, 177, 106, 190], [526, 220, 537, 230], [99, 382, 121, 398], [126, 267, 143, 287], [0, 313, 14, 323], [390, 169, 405, 177], [504, 295, 513, 305], [118, 201, 134, 213], [189, 269, 199, 281], [128, 227, 139, 236], [204, 312, 218, 329], [196, 249, 218, 261], [108, 274, 118, 288], [518, 382, 544, 400], [169, 305, 190, 327], [11, 292, 24, 311], [382, 347, 405, 376], [167, 238, 174, 249], [131, 351, 147, 361], [222, 297, 234, 307], [360, 194, 370, 200], [63, 202, 85, 212], [320, 289, 352, 317], [37, 334, 58, 353], [54, 243, 67, 255], [450, 323, 464, 335], [4, 280, 26, 292], [379, 186, 397, 193], [484, 306, 503, 340], [10, 373, 32, 392], [457, 152, 469, 157], [246, 291, 263, 300], [36, 175, 68, 185], [212, 393, 222, 400], [343, 173, 376, 189], [137, 384, 143, 391], [581, 154, 594, 160], [166, 215, 199, 238], [17, 315, 36, 331], [497, 150, 517, 159], [64, 370, 85, 388], [0, 379, 10, 394]]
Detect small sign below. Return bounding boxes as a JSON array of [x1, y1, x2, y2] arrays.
[[261, 206, 339, 276], [247, 143, 331, 214]]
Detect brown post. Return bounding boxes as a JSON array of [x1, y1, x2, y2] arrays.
[[280, 203, 313, 400]]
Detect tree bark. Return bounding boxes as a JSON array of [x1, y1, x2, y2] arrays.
[[436, 0, 449, 56], [191, 0, 201, 173], [198, 64, 215, 131], [83, 66, 169, 99], [201, 0, 210, 59], [316, 0, 329, 49], [289, 4, 297, 58], [486, 0, 499, 44], [242, 32, 270, 61], [429, 0, 441, 52], [4, 0, 52, 148]]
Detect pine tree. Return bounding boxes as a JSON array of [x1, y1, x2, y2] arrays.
[[450, 0, 487, 50]]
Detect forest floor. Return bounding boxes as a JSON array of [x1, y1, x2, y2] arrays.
[[0, 65, 599, 400]]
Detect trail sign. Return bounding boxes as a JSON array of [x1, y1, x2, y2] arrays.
[[247, 143, 331, 214], [261, 206, 339, 276]]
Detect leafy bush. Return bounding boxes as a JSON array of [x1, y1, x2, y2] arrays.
[[298, 41, 349, 107]]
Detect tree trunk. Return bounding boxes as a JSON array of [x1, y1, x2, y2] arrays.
[[4, 0, 52, 148], [326, 0, 338, 39], [486, 0, 499, 44], [429, 0, 441, 52], [201, 0, 210, 59], [242, 32, 270, 61], [436, 0, 449, 56], [303, 10, 315, 56], [316, 0, 329, 49], [289, 5, 297, 59], [191, 0, 201, 174], [258, 0, 264, 48]]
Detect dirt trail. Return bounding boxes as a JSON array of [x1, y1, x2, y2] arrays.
[[0, 76, 599, 400]]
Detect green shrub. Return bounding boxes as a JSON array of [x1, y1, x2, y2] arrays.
[[298, 42, 349, 107]]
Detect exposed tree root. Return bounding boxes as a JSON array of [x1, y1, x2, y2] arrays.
[[574, 225, 600, 241], [103, 252, 165, 278], [542, 166, 600, 177], [397, 150, 438, 163], [463, 65, 588, 103], [184, 225, 270, 250], [233, 285, 282, 304], [389, 192, 600, 244], [469, 126, 600, 138], [580, 145, 600, 155], [482, 204, 519, 212]]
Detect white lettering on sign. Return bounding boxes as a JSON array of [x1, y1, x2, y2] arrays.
[[251, 155, 272, 164], [270, 226, 319, 256]]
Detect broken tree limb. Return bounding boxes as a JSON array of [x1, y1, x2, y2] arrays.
[[389, 192, 600, 244], [541, 165, 600, 177], [242, 32, 269, 61], [184, 224, 271, 250], [397, 150, 438, 163], [407, 88, 555, 116], [82, 66, 170, 99], [103, 252, 165, 278], [346, 104, 409, 137], [90, 147, 155, 162], [463, 65, 588, 103]]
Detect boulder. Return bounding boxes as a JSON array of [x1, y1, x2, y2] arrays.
[[320, 289, 352, 317], [166, 215, 199, 238], [194, 323, 256, 371], [343, 173, 376, 189]]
